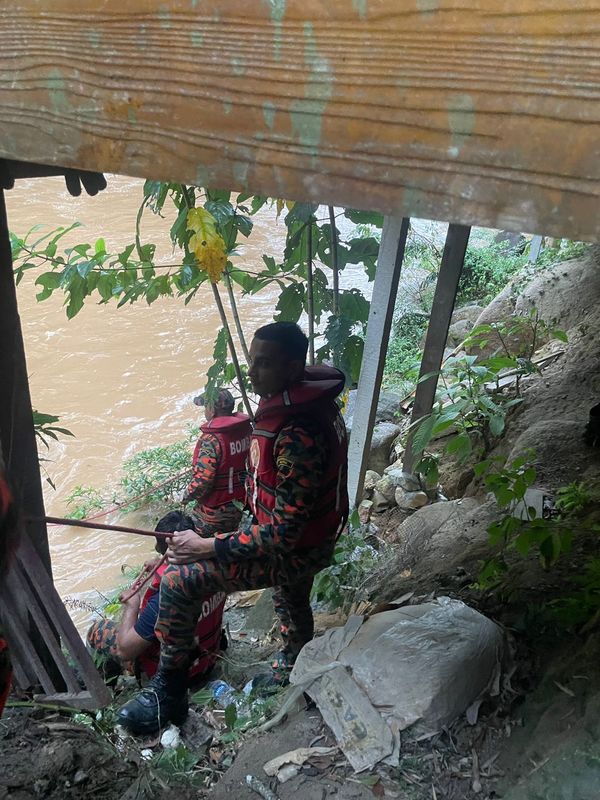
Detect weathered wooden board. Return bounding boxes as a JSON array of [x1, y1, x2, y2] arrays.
[[0, 1, 599, 240]]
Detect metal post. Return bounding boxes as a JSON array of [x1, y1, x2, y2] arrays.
[[528, 234, 544, 263], [403, 224, 471, 473], [347, 216, 410, 508], [0, 188, 51, 571]]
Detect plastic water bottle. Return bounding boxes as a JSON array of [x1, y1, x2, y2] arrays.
[[206, 679, 238, 709]]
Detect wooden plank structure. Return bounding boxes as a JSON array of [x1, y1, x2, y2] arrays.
[[0, 1, 599, 242], [0, 165, 111, 708], [0, 0, 599, 708]]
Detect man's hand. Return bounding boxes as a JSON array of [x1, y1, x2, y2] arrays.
[[119, 589, 142, 610], [166, 529, 216, 565]]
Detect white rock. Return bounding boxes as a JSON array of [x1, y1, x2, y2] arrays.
[[372, 490, 394, 513], [358, 499, 373, 524], [363, 470, 381, 495], [375, 475, 397, 503], [395, 488, 428, 510], [141, 749, 154, 761], [160, 725, 181, 749], [384, 467, 421, 492]]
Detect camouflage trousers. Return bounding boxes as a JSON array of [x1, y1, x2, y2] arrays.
[[156, 545, 333, 672]]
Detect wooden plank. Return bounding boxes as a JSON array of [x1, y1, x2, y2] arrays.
[[0, 2, 599, 241], [0, 190, 51, 572], [403, 224, 471, 472], [17, 536, 113, 707], [0, 586, 56, 695], [347, 216, 409, 507], [8, 561, 81, 694]]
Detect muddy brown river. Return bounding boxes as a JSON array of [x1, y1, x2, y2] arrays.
[[6, 175, 372, 630]]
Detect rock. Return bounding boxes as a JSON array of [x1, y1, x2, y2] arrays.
[[343, 391, 403, 433], [384, 466, 421, 492], [447, 318, 474, 347], [244, 588, 276, 635], [470, 248, 600, 357], [451, 303, 485, 325], [368, 422, 402, 474], [363, 470, 381, 496], [372, 490, 394, 513], [507, 418, 596, 489], [358, 500, 373, 524], [395, 488, 428, 510], [375, 475, 396, 503], [493, 230, 527, 253]]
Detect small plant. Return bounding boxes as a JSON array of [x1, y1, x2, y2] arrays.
[[474, 458, 597, 591], [33, 409, 74, 488], [311, 512, 383, 610], [409, 314, 568, 465], [555, 481, 592, 516], [66, 485, 111, 519]]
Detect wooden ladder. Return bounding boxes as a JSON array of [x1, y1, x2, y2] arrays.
[[0, 535, 112, 710]]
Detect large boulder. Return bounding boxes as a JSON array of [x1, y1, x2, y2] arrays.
[[344, 391, 403, 433], [451, 303, 485, 326], [507, 418, 598, 490], [447, 318, 474, 347], [470, 248, 600, 357]]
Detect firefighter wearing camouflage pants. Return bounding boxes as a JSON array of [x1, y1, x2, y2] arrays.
[[117, 322, 349, 736]]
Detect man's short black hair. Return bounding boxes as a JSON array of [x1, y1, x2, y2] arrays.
[[154, 510, 196, 554], [254, 322, 309, 363]]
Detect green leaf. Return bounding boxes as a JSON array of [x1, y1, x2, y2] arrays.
[[344, 209, 384, 227], [95, 237, 106, 255], [338, 289, 370, 325], [411, 414, 436, 457], [35, 272, 62, 301], [275, 283, 304, 323], [205, 199, 235, 226], [489, 415, 505, 436], [551, 329, 568, 343], [224, 702, 238, 730], [445, 432, 472, 461]]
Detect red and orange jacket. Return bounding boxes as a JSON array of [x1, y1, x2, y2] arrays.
[[245, 365, 349, 550], [191, 413, 251, 509], [137, 564, 226, 680]]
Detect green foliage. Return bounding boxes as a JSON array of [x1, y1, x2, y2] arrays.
[[457, 242, 526, 305], [311, 514, 383, 611], [383, 312, 428, 390], [474, 458, 600, 594], [65, 485, 109, 520], [66, 431, 197, 518], [33, 409, 74, 449], [555, 481, 592, 516], [410, 314, 568, 464]]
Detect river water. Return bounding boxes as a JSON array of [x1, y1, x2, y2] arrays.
[[6, 175, 375, 630]]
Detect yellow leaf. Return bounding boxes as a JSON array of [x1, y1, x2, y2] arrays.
[[187, 207, 227, 283], [339, 389, 350, 413], [276, 199, 284, 220]]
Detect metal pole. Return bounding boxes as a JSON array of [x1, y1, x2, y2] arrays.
[[347, 216, 410, 508], [0, 188, 51, 571], [403, 224, 471, 473]]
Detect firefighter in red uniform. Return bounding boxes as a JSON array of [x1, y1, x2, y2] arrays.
[[118, 322, 349, 735], [183, 388, 251, 536], [88, 391, 250, 685]]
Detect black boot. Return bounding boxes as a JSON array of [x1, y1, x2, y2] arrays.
[[117, 669, 188, 736]]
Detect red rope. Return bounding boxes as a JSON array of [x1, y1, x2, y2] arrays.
[[31, 515, 174, 539], [119, 554, 168, 602]]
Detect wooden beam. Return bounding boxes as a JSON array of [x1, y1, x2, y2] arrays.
[[0, 2, 599, 241], [403, 224, 471, 473], [0, 189, 51, 571], [347, 216, 409, 508]]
